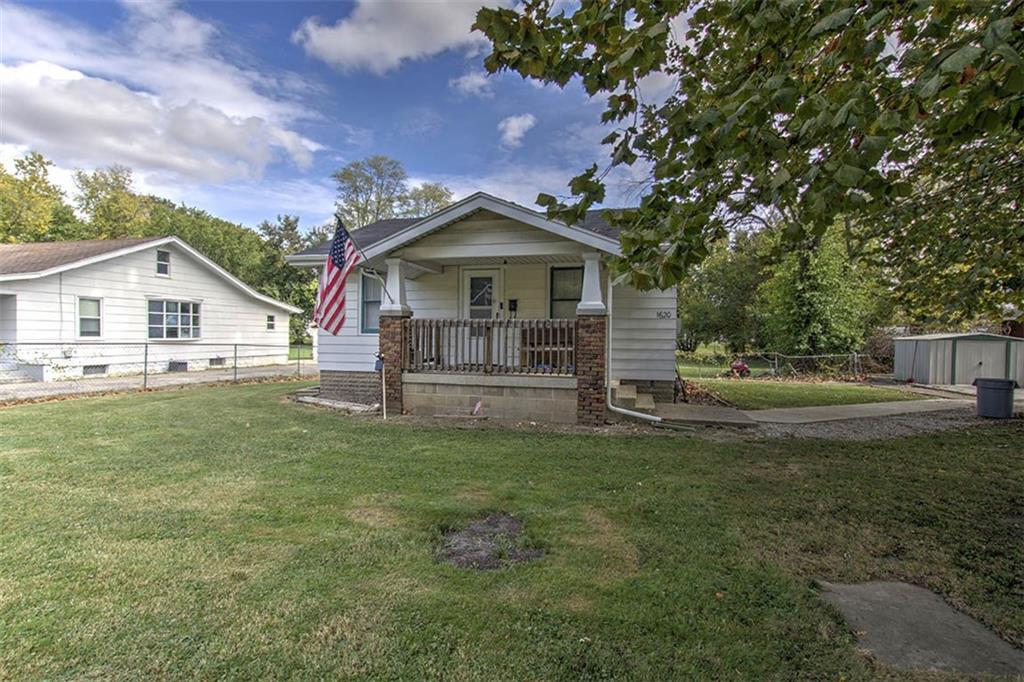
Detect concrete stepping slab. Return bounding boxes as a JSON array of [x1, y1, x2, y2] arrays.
[[746, 398, 972, 424], [819, 581, 1024, 677]]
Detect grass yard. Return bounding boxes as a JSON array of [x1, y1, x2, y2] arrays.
[[694, 379, 923, 411], [1, 383, 1021, 679], [288, 344, 314, 360]]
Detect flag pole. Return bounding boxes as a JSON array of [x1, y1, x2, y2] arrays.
[[338, 212, 394, 307]]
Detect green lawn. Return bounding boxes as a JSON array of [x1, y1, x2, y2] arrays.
[[693, 379, 923, 411], [289, 344, 314, 360], [1, 383, 1021, 679]]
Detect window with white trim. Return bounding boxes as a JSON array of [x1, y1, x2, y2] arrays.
[[267, 315, 275, 330], [361, 274, 381, 333], [148, 300, 200, 339], [156, 249, 171, 276], [78, 298, 101, 337]]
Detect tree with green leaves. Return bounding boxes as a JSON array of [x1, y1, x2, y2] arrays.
[[676, 231, 768, 352], [757, 225, 891, 355], [73, 165, 149, 239], [400, 181, 454, 218], [475, 1, 1023, 320], [332, 155, 409, 229], [0, 152, 78, 243], [256, 215, 319, 342], [332, 155, 453, 229]]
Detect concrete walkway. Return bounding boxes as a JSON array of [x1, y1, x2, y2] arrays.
[[745, 398, 974, 424], [653, 402, 759, 427], [0, 363, 317, 403]]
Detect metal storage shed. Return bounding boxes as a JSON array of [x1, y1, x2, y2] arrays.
[[894, 333, 1024, 385]]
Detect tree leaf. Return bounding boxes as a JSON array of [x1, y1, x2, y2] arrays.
[[809, 8, 855, 37], [939, 44, 983, 73], [834, 164, 865, 187]]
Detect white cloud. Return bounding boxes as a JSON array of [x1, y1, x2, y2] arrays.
[[293, 1, 496, 75], [498, 114, 537, 148], [0, 1, 326, 184], [449, 70, 494, 98], [1, 61, 318, 183]]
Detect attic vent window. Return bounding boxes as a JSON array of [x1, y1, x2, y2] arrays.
[[156, 249, 171, 276]]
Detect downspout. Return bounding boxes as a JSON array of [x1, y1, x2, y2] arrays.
[[604, 276, 662, 424]]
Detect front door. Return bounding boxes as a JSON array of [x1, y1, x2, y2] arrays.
[[461, 269, 501, 365]]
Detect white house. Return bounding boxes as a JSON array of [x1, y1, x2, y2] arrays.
[[0, 236, 299, 382], [287, 193, 677, 425]]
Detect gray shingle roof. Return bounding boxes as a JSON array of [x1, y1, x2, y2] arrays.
[[0, 237, 164, 277], [289, 209, 624, 260]]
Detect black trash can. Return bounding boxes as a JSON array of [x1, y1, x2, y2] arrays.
[[972, 378, 1019, 419]]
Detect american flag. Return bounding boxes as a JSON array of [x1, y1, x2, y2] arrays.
[[313, 219, 361, 335]]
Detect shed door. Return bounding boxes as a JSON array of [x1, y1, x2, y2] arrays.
[[956, 340, 1007, 384]]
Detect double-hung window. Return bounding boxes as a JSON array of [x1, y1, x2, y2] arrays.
[[156, 250, 171, 276], [549, 267, 583, 319], [360, 273, 382, 333], [148, 300, 200, 339], [78, 298, 101, 337], [266, 315, 276, 330]]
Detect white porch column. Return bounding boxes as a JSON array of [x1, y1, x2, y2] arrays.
[[576, 252, 607, 316], [379, 257, 411, 316]]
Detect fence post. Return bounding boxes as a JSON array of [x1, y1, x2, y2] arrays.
[[143, 343, 149, 389], [233, 344, 238, 382], [296, 346, 301, 377]]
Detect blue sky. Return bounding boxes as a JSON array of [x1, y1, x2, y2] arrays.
[[1, 1, 675, 232]]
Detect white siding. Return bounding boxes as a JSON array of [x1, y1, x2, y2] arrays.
[[610, 283, 677, 382], [6, 243, 290, 378], [395, 212, 588, 261]]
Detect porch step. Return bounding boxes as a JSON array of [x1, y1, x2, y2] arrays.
[[634, 394, 656, 411], [612, 383, 637, 408]]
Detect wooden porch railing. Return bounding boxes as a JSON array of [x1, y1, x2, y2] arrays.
[[403, 319, 576, 375]]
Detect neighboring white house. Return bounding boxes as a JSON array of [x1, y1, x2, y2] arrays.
[[894, 332, 1024, 386], [287, 192, 677, 424], [0, 236, 300, 382]]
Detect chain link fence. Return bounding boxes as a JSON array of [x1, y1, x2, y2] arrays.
[[677, 349, 894, 379], [757, 352, 893, 377], [0, 341, 316, 402]]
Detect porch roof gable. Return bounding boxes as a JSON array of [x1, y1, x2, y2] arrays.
[[286, 193, 624, 266]]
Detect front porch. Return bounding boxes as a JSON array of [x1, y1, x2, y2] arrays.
[[377, 251, 609, 425]]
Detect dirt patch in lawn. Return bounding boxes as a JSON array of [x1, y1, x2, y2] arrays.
[[438, 513, 544, 570]]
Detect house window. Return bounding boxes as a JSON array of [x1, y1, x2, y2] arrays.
[[550, 267, 583, 319], [361, 273, 382, 333], [156, 249, 171, 276], [148, 300, 200, 339], [78, 298, 101, 337], [267, 315, 276, 330]]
